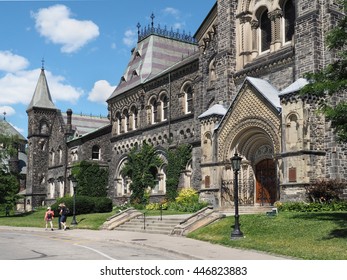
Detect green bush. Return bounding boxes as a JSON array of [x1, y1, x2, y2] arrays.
[[167, 187, 209, 212], [278, 201, 347, 212], [51, 196, 112, 215]]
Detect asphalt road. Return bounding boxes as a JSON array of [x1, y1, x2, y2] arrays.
[[0, 227, 185, 260]]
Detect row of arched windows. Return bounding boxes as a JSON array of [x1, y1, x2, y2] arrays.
[[113, 81, 194, 136]]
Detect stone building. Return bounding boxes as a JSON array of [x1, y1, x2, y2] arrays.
[[25, 0, 346, 210]]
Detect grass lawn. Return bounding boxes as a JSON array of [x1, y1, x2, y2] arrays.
[[187, 211, 347, 260], [0, 207, 190, 230], [1, 208, 346, 259]]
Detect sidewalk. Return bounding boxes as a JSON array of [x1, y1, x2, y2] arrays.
[[0, 225, 290, 260]]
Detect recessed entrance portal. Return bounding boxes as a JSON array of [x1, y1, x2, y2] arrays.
[[255, 159, 277, 205]]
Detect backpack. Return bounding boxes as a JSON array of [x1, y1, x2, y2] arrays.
[[47, 212, 52, 219]]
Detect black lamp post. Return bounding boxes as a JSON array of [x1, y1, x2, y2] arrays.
[[231, 153, 243, 239], [70, 176, 78, 226]]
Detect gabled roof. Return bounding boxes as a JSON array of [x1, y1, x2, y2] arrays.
[[198, 104, 227, 119], [279, 78, 309, 95], [0, 119, 26, 142], [215, 77, 281, 132], [27, 68, 56, 111], [107, 34, 198, 100], [62, 113, 110, 137], [246, 77, 281, 110]]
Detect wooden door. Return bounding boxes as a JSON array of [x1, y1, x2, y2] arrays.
[[255, 159, 277, 205]]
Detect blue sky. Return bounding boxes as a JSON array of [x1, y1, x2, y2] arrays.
[[0, 0, 215, 137]]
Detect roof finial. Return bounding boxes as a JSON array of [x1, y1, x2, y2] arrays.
[[150, 12, 155, 28], [41, 58, 45, 70], [137, 22, 141, 35]]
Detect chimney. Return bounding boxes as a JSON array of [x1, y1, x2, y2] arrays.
[[66, 109, 73, 134]]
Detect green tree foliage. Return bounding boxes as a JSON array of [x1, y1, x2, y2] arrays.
[[0, 129, 20, 208], [121, 141, 163, 205], [165, 144, 192, 201], [72, 160, 108, 197], [301, 0, 347, 141]]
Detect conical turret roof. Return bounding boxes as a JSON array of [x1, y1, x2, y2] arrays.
[[27, 68, 56, 111]]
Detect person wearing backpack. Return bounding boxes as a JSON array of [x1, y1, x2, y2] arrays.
[[44, 207, 54, 231]]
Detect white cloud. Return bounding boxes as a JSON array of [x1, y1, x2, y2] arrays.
[[0, 68, 83, 105], [123, 29, 137, 47], [88, 80, 116, 104], [32, 4, 99, 53], [0, 106, 15, 116], [0, 51, 29, 73], [163, 7, 180, 18]]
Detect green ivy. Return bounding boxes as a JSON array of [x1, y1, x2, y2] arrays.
[[121, 141, 163, 205], [165, 144, 192, 201], [72, 160, 108, 197]]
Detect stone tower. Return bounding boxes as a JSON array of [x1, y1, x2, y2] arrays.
[[26, 67, 59, 209]]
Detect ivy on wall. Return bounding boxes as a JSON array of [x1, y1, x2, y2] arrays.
[[72, 160, 109, 197], [165, 144, 192, 201], [121, 141, 163, 204]]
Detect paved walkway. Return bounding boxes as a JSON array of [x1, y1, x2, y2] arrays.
[[0, 226, 290, 260]]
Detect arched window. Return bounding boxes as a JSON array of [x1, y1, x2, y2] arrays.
[[161, 94, 169, 121], [116, 112, 122, 134], [123, 109, 129, 133], [183, 84, 193, 114], [150, 98, 158, 124], [259, 9, 271, 52], [130, 106, 138, 130], [283, 0, 295, 43], [92, 145, 100, 160]]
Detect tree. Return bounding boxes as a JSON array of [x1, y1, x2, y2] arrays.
[[121, 141, 163, 205], [71, 160, 108, 197], [301, 0, 347, 141], [0, 130, 20, 208]]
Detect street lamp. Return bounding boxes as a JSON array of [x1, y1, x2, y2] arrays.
[[231, 153, 243, 239], [70, 176, 78, 225]]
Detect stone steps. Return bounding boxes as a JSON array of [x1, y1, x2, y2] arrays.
[[115, 215, 187, 235]]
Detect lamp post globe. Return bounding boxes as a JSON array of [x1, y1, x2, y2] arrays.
[[231, 153, 243, 239]]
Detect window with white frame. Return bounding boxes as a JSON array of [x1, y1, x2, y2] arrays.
[[161, 94, 169, 121], [183, 84, 193, 114]]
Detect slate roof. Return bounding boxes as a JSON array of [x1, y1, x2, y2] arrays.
[[246, 77, 281, 110], [198, 104, 227, 119], [107, 34, 198, 100], [62, 113, 110, 137], [27, 68, 57, 111], [0, 119, 26, 142], [279, 78, 309, 95]]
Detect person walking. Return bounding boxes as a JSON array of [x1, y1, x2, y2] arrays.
[[44, 207, 54, 231], [57, 203, 62, 229], [59, 203, 68, 230]]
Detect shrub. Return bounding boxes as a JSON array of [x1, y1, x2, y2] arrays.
[[168, 187, 209, 212], [51, 196, 112, 215], [277, 201, 347, 212], [306, 179, 346, 202]]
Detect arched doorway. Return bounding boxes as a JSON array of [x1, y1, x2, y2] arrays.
[[255, 159, 277, 205]]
